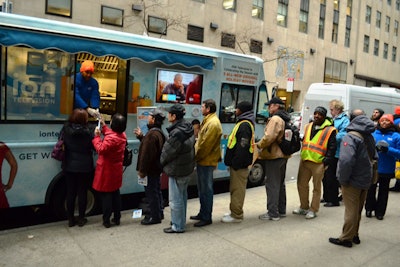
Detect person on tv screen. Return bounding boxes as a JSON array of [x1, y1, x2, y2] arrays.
[[186, 75, 202, 104], [161, 74, 187, 103]]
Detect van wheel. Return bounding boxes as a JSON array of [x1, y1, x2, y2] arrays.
[[49, 178, 99, 219], [248, 161, 265, 187]]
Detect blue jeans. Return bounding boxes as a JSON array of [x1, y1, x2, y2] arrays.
[[169, 176, 190, 232], [196, 165, 214, 221]]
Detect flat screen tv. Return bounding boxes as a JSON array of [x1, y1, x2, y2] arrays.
[[156, 69, 203, 104]]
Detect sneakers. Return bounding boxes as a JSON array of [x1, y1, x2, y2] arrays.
[[305, 211, 317, 219], [221, 214, 242, 223], [258, 213, 280, 221], [292, 208, 308, 215]]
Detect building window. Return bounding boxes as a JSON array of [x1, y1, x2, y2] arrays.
[[250, 39, 263, 54], [346, 0, 352, 16], [252, 0, 264, 19], [363, 35, 370, 53], [45, 0, 72, 17], [385, 16, 390, 32], [388, 0, 392, 5], [277, 0, 288, 27], [187, 25, 204, 43], [332, 23, 338, 43], [148, 16, 167, 35], [324, 58, 347, 84], [397, 0, 400, 10], [345, 28, 350, 47], [319, 3, 326, 39], [392, 46, 397, 62], [319, 19, 325, 39], [101, 6, 123, 27], [395, 20, 399, 36], [366, 5, 371, 23], [374, 39, 380, 56], [376, 11, 381, 28], [334, 0, 340, 10], [223, 0, 236, 11], [299, 0, 309, 33], [384, 43, 389, 59], [221, 32, 236, 48]]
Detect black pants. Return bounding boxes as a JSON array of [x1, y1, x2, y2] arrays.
[[65, 171, 91, 220], [322, 158, 340, 203], [365, 174, 392, 216], [100, 190, 121, 223], [144, 174, 163, 220]]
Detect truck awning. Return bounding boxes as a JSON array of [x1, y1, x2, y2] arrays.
[[0, 27, 214, 70]]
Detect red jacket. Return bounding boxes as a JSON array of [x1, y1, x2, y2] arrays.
[[92, 125, 126, 192]]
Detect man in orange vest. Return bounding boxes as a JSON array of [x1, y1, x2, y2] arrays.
[[293, 106, 337, 219]]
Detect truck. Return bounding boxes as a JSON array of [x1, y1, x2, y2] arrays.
[[300, 83, 400, 135]]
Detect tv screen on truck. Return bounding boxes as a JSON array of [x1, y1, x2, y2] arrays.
[[156, 69, 203, 104]]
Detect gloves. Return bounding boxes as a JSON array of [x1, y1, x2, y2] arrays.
[[87, 108, 101, 119], [376, 140, 389, 153]]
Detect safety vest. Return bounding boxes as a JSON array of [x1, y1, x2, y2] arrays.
[[227, 120, 254, 153], [301, 121, 336, 163]]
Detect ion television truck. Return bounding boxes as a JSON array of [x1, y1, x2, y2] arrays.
[[0, 13, 271, 218], [300, 83, 400, 135]]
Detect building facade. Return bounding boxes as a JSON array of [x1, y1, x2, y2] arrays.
[[3, 0, 400, 110]]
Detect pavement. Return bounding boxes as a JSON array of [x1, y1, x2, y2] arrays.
[[1, 180, 400, 267]]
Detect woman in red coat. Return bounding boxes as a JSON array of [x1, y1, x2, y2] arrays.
[[92, 113, 127, 228]]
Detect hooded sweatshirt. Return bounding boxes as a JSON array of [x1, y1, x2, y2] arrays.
[[337, 115, 376, 189]]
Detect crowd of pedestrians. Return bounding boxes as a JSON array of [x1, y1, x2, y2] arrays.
[[58, 97, 400, 247]]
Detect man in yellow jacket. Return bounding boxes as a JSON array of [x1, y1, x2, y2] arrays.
[[293, 106, 337, 219], [190, 99, 222, 227]]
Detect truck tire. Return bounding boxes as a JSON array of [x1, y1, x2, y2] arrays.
[[247, 160, 265, 187]]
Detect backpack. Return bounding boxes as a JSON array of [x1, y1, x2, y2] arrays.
[[279, 121, 301, 155]]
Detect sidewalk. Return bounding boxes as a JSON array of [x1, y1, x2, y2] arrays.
[[1, 180, 399, 267]]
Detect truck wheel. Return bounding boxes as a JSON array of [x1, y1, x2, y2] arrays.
[[49, 176, 99, 219], [248, 161, 265, 187]]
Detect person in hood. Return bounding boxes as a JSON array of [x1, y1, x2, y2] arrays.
[[161, 104, 195, 233], [221, 101, 255, 223], [365, 113, 400, 220], [255, 97, 291, 221], [62, 108, 94, 227], [329, 110, 377, 248]]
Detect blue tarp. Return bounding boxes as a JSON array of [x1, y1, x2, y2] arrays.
[[0, 27, 214, 70]]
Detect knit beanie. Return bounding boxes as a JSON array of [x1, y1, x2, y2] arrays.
[[314, 106, 327, 117], [379, 114, 394, 124]]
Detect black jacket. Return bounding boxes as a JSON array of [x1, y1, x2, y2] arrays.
[[161, 119, 195, 178], [62, 123, 94, 173], [224, 110, 255, 170]]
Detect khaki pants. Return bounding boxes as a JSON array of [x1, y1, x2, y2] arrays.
[[229, 168, 249, 219], [297, 160, 325, 213], [339, 185, 367, 241]]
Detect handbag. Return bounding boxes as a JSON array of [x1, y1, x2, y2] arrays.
[[395, 161, 400, 180], [123, 141, 133, 167], [51, 130, 65, 161]]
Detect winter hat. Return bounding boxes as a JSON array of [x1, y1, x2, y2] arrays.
[[394, 106, 400, 115], [236, 101, 253, 113], [80, 60, 95, 73], [379, 113, 394, 124], [266, 97, 284, 105], [314, 106, 327, 117]]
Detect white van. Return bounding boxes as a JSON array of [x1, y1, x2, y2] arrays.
[[300, 83, 400, 135]]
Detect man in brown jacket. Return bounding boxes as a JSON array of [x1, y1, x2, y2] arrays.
[[255, 97, 291, 221]]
